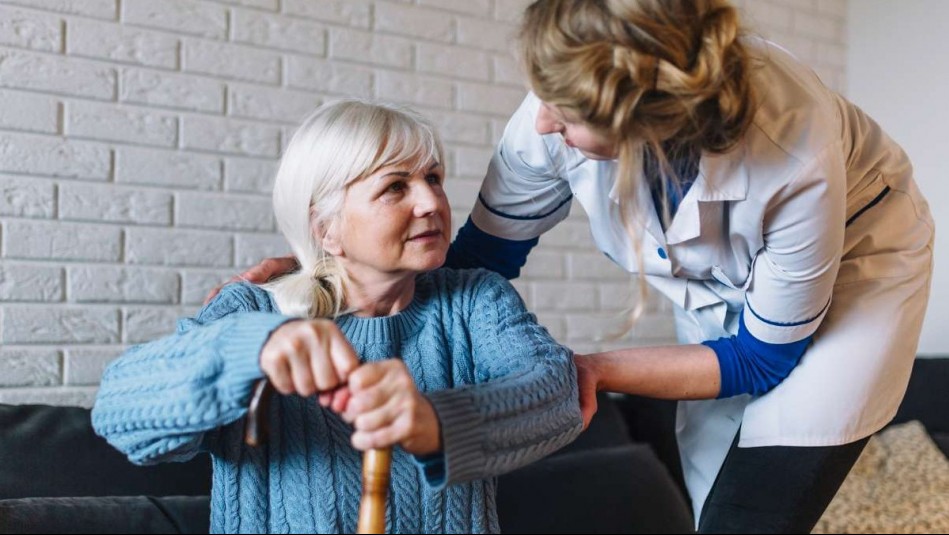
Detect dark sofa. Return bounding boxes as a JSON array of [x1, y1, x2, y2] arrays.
[[1, 358, 945, 534]]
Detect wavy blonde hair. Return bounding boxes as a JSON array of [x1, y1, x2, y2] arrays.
[[264, 100, 444, 319], [521, 0, 755, 324]]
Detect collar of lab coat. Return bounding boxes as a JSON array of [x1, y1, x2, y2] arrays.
[[611, 140, 750, 247]]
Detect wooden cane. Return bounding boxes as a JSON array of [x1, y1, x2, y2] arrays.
[[244, 378, 392, 534]]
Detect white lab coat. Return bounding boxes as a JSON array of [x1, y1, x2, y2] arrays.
[[470, 38, 934, 518]]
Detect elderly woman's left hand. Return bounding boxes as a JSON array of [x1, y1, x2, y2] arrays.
[[340, 359, 442, 456]]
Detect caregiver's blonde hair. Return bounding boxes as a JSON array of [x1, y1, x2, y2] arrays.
[[264, 100, 444, 319]]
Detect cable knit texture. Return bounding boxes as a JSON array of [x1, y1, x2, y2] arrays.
[[92, 268, 582, 534]]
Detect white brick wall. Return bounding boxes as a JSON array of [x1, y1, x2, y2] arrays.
[[0, 0, 847, 407]]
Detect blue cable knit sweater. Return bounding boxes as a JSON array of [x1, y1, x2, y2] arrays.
[[92, 268, 582, 534]]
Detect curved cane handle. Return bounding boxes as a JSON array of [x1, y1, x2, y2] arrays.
[[357, 447, 393, 534], [245, 379, 274, 447]]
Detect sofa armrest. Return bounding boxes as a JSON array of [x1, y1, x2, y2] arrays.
[[0, 496, 210, 534]]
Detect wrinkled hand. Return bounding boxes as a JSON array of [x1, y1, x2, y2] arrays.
[[204, 255, 300, 305], [573, 354, 600, 431], [259, 319, 360, 400], [341, 359, 441, 456]]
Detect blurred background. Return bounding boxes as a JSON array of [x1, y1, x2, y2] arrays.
[[0, 0, 944, 407]]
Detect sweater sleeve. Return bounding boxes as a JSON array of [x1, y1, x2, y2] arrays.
[[421, 271, 582, 488], [91, 283, 294, 466]]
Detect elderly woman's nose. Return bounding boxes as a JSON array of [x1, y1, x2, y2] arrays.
[[412, 183, 442, 216], [535, 105, 563, 135]]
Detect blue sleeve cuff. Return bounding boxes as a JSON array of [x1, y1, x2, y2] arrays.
[[703, 312, 813, 399], [444, 217, 538, 280], [413, 451, 446, 488]]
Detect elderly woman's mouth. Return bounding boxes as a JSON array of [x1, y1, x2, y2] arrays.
[[408, 230, 443, 242]]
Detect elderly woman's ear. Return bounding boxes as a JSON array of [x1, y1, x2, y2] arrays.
[[311, 212, 343, 257]]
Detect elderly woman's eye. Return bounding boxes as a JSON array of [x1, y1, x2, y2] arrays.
[[425, 173, 442, 185], [387, 181, 406, 193]]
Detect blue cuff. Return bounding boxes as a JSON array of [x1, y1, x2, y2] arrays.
[[703, 312, 812, 398], [444, 217, 538, 280], [413, 451, 446, 488]]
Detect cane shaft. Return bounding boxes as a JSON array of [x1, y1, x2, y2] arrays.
[[357, 448, 393, 534], [245, 379, 273, 447]]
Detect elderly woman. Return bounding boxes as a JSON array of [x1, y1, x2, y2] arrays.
[[91, 100, 582, 534]]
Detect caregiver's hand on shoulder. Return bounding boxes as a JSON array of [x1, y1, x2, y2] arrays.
[[342, 359, 441, 456], [573, 354, 600, 431], [203, 255, 300, 305], [259, 319, 360, 399]]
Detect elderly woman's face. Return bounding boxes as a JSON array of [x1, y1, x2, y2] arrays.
[[327, 158, 450, 277]]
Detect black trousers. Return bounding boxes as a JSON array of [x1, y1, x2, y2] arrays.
[[615, 395, 870, 534]]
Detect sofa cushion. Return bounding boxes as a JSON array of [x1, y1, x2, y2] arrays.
[[0, 496, 210, 534], [0, 404, 211, 499]]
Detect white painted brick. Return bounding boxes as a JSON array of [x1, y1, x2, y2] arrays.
[[0, 263, 63, 301], [64, 346, 121, 385], [494, 0, 532, 22], [282, 0, 370, 28], [328, 27, 412, 69], [490, 118, 506, 144], [457, 82, 525, 116], [0, 48, 116, 99], [0, 89, 59, 134], [817, 42, 847, 68], [0, 387, 97, 408], [224, 157, 276, 193], [0, 348, 60, 386], [228, 83, 320, 123], [597, 280, 669, 313], [286, 55, 373, 97], [126, 227, 233, 267], [509, 279, 532, 308], [123, 306, 184, 343], [0, 0, 116, 20], [183, 38, 281, 84], [60, 182, 172, 224], [0, 6, 63, 52], [423, 110, 488, 145], [0, 133, 111, 180], [418, 0, 491, 17], [374, 2, 453, 42], [182, 115, 282, 157], [493, 53, 524, 87], [520, 249, 565, 279], [235, 232, 289, 268], [232, 8, 326, 55], [208, 0, 277, 9], [177, 191, 274, 231], [740, 3, 793, 36], [417, 42, 490, 81], [69, 265, 178, 303], [3, 220, 122, 262], [563, 312, 631, 342], [376, 70, 453, 109], [123, 0, 227, 40], [541, 219, 595, 249], [2, 306, 119, 343], [769, 31, 818, 65], [120, 68, 224, 113], [67, 19, 178, 69], [817, 0, 847, 18], [457, 15, 516, 53], [533, 281, 597, 311], [117, 146, 221, 190], [567, 252, 628, 281], [181, 269, 234, 305], [793, 11, 842, 42], [66, 100, 177, 147], [453, 146, 492, 178], [0, 175, 55, 218], [442, 177, 479, 214]]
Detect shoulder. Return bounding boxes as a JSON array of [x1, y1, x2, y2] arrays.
[[181, 282, 278, 329]]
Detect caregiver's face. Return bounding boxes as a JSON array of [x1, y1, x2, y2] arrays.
[[331, 158, 450, 277], [535, 101, 617, 160]]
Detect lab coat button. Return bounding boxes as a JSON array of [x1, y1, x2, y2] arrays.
[[658, 247, 668, 259]]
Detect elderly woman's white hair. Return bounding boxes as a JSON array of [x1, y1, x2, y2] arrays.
[[264, 99, 445, 318]]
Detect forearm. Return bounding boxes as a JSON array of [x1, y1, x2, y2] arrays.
[[583, 344, 722, 400]]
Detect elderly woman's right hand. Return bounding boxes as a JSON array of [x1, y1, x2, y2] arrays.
[[259, 319, 360, 399]]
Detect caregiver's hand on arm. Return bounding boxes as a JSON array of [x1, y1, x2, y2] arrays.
[[204, 255, 300, 304], [259, 318, 360, 401], [343, 359, 441, 456]]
